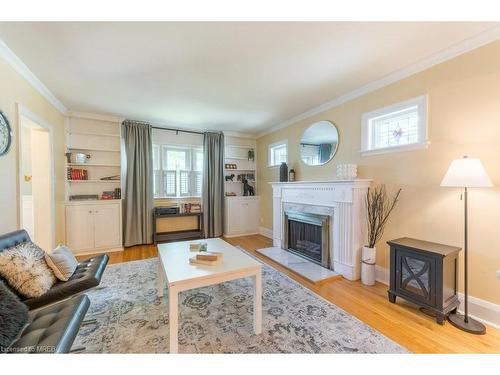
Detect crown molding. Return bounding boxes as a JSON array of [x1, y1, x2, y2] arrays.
[[223, 131, 257, 139], [257, 25, 500, 138], [0, 39, 67, 114], [67, 110, 125, 123]]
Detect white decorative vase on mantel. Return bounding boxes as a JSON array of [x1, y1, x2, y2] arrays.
[[361, 245, 376, 286]]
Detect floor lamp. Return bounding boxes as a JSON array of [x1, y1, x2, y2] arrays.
[[440, 156, 493, 334]]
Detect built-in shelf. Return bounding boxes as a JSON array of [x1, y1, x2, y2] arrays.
[[225, 181, 255, 184], [65, 199, 122, 204], [67, 180, 121, 183], [67, 147, 121, 152], [224, 169, 256, 172], [67, 131, 120, 138], [68, 163, 121, 167]]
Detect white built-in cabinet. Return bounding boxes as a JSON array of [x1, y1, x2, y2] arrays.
[[224, 196, 260, 237], [65, 201, 122, 254], [64, 113, 123, 254]]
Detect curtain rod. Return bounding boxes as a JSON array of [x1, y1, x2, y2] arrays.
[[151, 126, 204, 135]]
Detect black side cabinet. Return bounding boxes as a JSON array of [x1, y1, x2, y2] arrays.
[[387, 237, 461, 325]]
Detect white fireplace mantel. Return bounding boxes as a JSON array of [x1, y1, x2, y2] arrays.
[[270, 179, 372, 280]]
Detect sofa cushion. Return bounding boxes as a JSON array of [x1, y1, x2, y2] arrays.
[[9, 295, 90, 353], [45, 245, 78, 282], [0, 242, 56, 298], [23, 254, 109, 310], [0, 280, 29, 351]]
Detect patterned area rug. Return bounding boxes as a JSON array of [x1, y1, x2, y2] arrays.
[[73, 250, 408, 353]]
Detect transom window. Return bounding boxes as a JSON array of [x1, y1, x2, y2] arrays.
[[268, 140, 288, 167], [153, 145, 203, 198], [361, 95, 427, 155]]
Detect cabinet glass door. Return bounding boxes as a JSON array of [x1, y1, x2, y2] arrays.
[[396, 251, 434, 305]]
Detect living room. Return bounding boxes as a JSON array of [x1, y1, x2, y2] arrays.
[[1, 1, 500, 373]]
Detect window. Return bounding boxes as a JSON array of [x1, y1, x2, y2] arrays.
[[153, 145, 203, 198], [268, 140, 288, 167], [361, 95, 427, 155]]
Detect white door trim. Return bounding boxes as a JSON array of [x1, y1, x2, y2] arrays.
[[17, 103, 56, 249]]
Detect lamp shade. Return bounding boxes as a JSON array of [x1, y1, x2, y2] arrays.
[[441, 157, 493, 188]]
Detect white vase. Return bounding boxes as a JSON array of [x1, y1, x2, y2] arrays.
[[361, 246, 376, 286]]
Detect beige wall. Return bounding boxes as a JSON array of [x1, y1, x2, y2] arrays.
[[257, 39, 500, 305], [0, 57, 66, 243]]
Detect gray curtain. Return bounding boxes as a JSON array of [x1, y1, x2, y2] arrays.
[[202, 132, 225, 238], [319, 143, 332, 163], [122, 120, 154, 247]]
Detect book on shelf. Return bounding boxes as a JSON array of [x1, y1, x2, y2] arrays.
[[67, 167, 88, 180]]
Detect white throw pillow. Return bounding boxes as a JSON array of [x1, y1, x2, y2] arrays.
[[0, 242, 56, 298], [44, 245, 78, 282]]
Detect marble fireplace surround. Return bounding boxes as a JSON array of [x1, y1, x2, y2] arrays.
[[271, 180, 372, 280]]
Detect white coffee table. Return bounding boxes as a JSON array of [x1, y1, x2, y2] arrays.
[[157, 238, 262, 353]]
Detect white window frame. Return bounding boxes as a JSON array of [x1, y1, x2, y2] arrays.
[[153, 144, 203, 199], [268, 140, 288, 167], [360, 95, 428, 156]]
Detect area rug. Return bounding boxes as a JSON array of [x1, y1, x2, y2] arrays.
[[73, 251, 408, 353]]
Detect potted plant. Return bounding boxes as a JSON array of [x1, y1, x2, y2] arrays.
[[363, 185, 402, 286]]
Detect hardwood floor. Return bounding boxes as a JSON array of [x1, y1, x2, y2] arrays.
[[78, 234, 500, 354]]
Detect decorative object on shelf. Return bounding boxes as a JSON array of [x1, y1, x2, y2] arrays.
[[289, 169, 296, 182], [440, 156, 493, 334], [336, 164, 357, 179], [101, 191, 116, 200], [0, 111, 12, 156], [69, 194, 99, 201], [225, 174, 235, 182], [247, 149, 255, 161], [225, 192, 237, 196], [224, 163, 237, 169], [100, 175, 120, 181], [199, 242, 208, 252], [364, 185, 401, 286], [66, 152, 90, 164], [300, 120, 339, 166], [387, 237, 461, 325], [242, 178, 255, 196], [279, 162, 288, 182], [24, 175, 32, 182], [114, 188, 121, 199]]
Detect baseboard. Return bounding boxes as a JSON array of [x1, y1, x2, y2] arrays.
[[259, 226, 273, 239], [74, 246, 124, 256], [375, 265, 500, 329]]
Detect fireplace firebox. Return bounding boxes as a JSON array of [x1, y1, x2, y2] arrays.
[[283, 210, 330, 267]]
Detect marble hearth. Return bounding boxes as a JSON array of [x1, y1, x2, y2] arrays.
[[261, 180, 372, 281]]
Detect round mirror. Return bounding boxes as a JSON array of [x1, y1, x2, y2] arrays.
[[300, 121, 339, 166]]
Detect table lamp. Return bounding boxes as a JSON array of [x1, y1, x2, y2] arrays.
[[440, 156, 493, 334]]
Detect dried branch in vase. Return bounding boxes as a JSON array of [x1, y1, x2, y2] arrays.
[[366, 185, 402, 248]]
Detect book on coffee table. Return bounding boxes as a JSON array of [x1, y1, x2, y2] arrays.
[[189, 251, 223, 266]]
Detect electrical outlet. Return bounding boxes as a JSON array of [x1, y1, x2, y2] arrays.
[[497, 270, 500, 279]]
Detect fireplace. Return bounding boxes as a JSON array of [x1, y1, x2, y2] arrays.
[[283, 210, 330, 268]]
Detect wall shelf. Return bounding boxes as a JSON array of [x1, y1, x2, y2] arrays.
[[67, 147, 121, 152], [67, 180, 120, 183], [68, 163, 121, 167], [67, 131, 120, 138]]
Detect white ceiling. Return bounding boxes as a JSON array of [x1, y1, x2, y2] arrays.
[[0, 22, 499, 135]]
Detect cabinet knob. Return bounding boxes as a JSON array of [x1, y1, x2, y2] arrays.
[[88, 210, 92, 214]]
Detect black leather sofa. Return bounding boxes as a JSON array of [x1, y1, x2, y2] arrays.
[[0, 229, 109, 309], [6, 295, 90, 353]]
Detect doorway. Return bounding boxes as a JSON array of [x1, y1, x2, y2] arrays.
[[18, 107, 55, 251]]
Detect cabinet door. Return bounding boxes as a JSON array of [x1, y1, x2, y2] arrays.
[[66, 205, 94, 251], [93, 204, 121, 248], [395, 249, 436, 306], [245, 200, 260, 233]]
